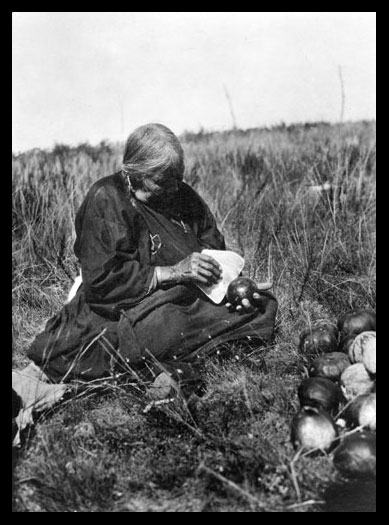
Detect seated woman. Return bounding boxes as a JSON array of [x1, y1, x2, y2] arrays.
[[13, 123, 278, 419]]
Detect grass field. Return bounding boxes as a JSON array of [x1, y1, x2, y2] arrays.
[[12, 120, 376, 512]]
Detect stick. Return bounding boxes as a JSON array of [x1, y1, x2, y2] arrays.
[[198, 462, 265, 508], [223, 84, 238, 130]]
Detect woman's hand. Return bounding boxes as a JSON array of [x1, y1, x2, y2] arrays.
[[225, 282, 273, 314], [172, 252, 222, 285]]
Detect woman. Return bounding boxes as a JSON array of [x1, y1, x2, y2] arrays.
[[20, 124, 278, 389]]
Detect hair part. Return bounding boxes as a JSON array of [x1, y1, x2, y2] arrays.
[[122, 123, 185, 190]]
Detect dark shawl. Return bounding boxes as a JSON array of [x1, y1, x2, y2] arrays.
[[28, 173, 277, 382]]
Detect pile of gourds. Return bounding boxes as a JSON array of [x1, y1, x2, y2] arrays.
[[291, 309, 376, 480]]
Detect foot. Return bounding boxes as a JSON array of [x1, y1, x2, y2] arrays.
[[12, 367, 69, 447]]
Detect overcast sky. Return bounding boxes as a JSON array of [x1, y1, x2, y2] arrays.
[[12, 12, 376, 152]]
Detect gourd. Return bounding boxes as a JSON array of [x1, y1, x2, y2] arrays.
[[226, 277, 259, 306], [340, 363, 375, 401], [291, 406, 338, 451], [298, 326, 338, 355], [348, 331, 376, 365], [357, 394, 376, 431], [298, 377, 344, 414], [339, 334, 356, 354], [313, 319, 339, 339], [345, 393, 376, 431], [333, 431, 376, 479], [337, 309, 376, 338], [361, 334, 376, 375], [309, 352, 351, 382]]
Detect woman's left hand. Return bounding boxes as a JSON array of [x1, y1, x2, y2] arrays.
[[225, 282, 273, 314]]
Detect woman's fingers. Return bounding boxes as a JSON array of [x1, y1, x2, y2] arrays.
[[198, 261, 221, 276], [226, 295, 263, 313], [229, 303, 250, 314], [193, 273, 211, 285], [176, 252, 222, 284], [250, 283, 273, 303], [197, 256, 222, 283], [189, 260, 221, 285], [197, 267, 220, 284], [198, 254, 222, 273], [199, 253, 221, 268], [256, 282, 273, 291], [241, 298, 254, 312]]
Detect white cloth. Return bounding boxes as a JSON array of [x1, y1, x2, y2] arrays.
[[195, 250, 245, 304]]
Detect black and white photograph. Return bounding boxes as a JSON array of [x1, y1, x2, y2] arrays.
[[12, 12, 376, 512]]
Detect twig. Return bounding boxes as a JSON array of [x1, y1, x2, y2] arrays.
[[79, 445, 97, 457], [143, 397, 176, 414], [297, 424, 366, 459], [60, 328, 108, 383], [223, 84, 238, 130], [286, 499, 325, 509], [288, 448, 303, 502], [334, 397, 353, 420], [198, 462, 266, 509], [330, 424, 365, 447], [17, 476, 42, 485]]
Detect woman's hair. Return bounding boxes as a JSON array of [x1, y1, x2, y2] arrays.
[[122, 123, 185, 190]]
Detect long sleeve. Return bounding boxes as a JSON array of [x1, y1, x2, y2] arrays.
[[74, 181, 155, 319]]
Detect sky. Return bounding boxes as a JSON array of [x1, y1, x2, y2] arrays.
[[12, 12, 376, 152]]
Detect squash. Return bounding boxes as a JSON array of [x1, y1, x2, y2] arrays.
[[345, 393, 376, 431], [339, 334, 356, 354], [358, 393, 376, 431], [337, 309, 376, 338], [362, 335, 376, 375], [298, 326, 338, 355], [348, 331, 376, 365], [298, 377, 344, 414], [226, 277, 258, 306], [309, 352, 351, 381], [333, 430, 376, 479], [291, 406, 338, 452], [313, 319, 339, 339], [340, 363, 375, 401]]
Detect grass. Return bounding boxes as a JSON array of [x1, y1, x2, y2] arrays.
[[12, 121, 376, 512]]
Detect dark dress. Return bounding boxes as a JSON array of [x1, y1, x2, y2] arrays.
[[28, 172, 278, 383]]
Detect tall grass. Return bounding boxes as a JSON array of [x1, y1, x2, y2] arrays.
[[182, 121, 376, 314], [12, 122, 376, 311], [12, 121, 376, 511]]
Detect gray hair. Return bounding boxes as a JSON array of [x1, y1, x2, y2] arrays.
[[122, 123, 185, 190]]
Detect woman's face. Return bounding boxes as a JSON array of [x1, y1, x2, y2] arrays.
[[133, 173, 182, 208]]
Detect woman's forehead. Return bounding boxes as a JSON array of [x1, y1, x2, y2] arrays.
[[148, 170, 183, 183]]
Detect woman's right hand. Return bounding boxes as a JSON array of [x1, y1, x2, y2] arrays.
[[172, 252, 222, 285]]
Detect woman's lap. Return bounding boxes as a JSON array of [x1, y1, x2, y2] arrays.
[[27, 286, 277, 382], [133, 291, 278, 361]]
